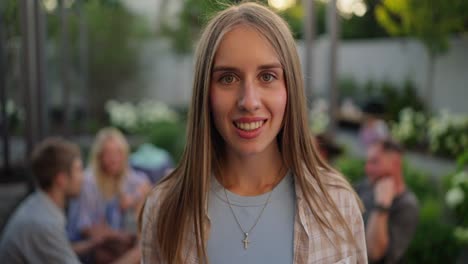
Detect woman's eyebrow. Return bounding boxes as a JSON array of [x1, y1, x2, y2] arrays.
[[212, 63, 283, 73], [212, 66, 239, 73], [257, 63, 283, 70]]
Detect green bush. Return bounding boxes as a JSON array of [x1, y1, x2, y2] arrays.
[[406, 199, 461, 263], [391, 108, 468, 158], [403, 162, 438, 201], [338, 78, 426, 122], [380, 80, 426, 122], [334, 156, 366, 184], [444, 151, 468, 244], [428, 111, 468, 158], [143, 121, 186, 163], [339, 77, 362, 104], [391, 108, 428, 149]]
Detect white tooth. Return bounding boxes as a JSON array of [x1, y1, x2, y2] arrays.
[[240, 123, 245, 130], [247, 123, 253, 130], [256, 121, 261, 128]]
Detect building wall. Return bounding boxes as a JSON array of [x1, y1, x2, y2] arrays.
[[127, 36, 468, 113]]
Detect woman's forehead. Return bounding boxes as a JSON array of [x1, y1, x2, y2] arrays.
[[212, 25, 281, 70]]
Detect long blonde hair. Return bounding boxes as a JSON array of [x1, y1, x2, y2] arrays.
[[89, 127, 130, 199], [151, 2, 362, 263]]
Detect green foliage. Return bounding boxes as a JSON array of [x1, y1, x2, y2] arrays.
[[380, 80, 426, 121], [403, 161, 437, 201], [106, 100, 185, 162], [159, 0, 236, 54], [84, 0, 148, 115], [341, 0, 390, 39], [456, 150, 468, 171], [278, 4, 304, 39], [334, 155, 366, 184], [338, 77, 426, 121], [444, 152, 468, 244], [338, 77, 361, 102], [41, 0, 149, 119], [376, 0, 468, 56], [392, 109, 468, 159], [391, 108, 428, 149], [143, 121, 186, 163], [427, 112, 468, 158], [1, 0, 20, 38], [405, 198, 461, 263], [160, 0, 391, 53]]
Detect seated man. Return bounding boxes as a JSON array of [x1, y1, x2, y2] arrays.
[[355, 139, 419, 264], [0, 138, 85, 263], [0, 138, 140, 264]]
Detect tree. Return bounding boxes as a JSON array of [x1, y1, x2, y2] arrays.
[[44, 0, 150, 122], [341, 0, 389, 39], [1, 0, 149, 126], [158, 0, 241, 54], [375, 0, 468, 111]]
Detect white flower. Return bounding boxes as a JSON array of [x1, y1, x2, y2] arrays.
[[309, 98, 330, 134], [106, 100, 138, 130], [137, 100, 179, 124], [446, 187, 465, 208], [105, 99, 180, 131]]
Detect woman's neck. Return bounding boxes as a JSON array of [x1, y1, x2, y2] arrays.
[[219, 143, 285, 196]]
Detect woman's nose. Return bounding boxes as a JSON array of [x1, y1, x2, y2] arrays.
[[237, 79, 260, 112]]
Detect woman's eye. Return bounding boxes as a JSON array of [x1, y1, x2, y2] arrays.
[[220, 75, 235, 84], [261, 73, 275, 83]]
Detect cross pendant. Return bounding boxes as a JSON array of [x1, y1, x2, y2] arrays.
[[242, 233, 250, 250]]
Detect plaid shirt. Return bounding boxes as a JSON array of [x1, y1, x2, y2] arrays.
[[141, 172, 367, 264]]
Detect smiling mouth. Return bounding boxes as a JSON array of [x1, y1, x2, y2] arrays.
[[233, 120, 266, 131]]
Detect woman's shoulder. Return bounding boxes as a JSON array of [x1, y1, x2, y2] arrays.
[[140, 181, 173, 263], [319, 169, 363, 213]]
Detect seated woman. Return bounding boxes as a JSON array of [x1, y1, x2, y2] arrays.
[[67, 127, 150, 263]]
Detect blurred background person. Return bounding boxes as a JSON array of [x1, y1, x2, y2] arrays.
[[359, 100, 389, 150], [67, 127, 149, 263], [355, 139, 419, 263], [0, 138, 84, 263]]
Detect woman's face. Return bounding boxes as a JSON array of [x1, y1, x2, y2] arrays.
[[100, 137, 125, 177], [210, 25, 287, 157]]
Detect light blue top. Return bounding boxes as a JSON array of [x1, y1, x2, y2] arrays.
[[207, 172, 295, 264], [0, 191, 80, 264]]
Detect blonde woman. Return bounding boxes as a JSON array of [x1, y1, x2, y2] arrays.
[[67, 127, 150, 262], [141, 2, 367, 264]]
